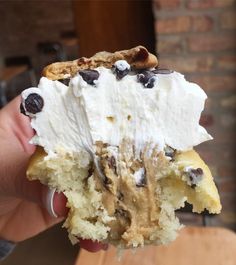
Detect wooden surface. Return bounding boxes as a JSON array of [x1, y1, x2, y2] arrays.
[[75, 227, 236, 265], [72, 0, 156, 57], [0, 65, 27, 81]]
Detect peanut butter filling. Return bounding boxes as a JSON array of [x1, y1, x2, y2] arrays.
[[92, 140, 172, 247]]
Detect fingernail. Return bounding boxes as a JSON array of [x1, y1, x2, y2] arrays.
[[44, 188, 58, 218]]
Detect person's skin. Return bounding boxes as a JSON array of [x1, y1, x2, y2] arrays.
[[0, 96, 107, 252]]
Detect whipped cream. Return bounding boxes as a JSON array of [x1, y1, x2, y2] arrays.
[[21, 65, 212, 156]]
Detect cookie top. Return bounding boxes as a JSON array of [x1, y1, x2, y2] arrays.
[[42, 46, 158, 80]]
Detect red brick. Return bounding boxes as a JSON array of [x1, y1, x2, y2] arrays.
[[189, 75, 236, 91], [188, 34, 236, 52], [191, 15, 214, 32], [221, 148, 236, 161], [154, 0, 180, 9], [0, 1, 74, 60], [218, 55, 236, 71], [159, 56, 214, 73], [219, 166, 236, 179], [219, 179, 236, 193], [221, 195, 236, 211], [211, 130, 236, 144], [186, 0, 235, 9], [220, 113, 236, 128], [155, 16, 191, 34], [219, 211, 236, 224], [220, 95, 236, 108], [157, 37, 183, 54], [221, 11, 236, 29]]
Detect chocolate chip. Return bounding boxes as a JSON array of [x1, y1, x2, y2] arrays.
[[195, 168, 203, 175], [103, 176, 112, 186], [137, 70, 157, 88], [136, 169, 147, 187], [164, 146, 176, 161], [24, 93, 44, 114], [112, 60, 130, 80], [88, 167, 94, 177], [108, 156, 117, 174], [84, 166, 94, 184], [152, 68, 173, 74], [99, 170, 112, 191], [115, 209, 129, 218], [186, 168, 203, 188], [58, 78, 70, 86], [137, 70, 154, 84], [117, 191, 124, 201], [20, 103, 26, 116], [115, 68, 129, 80], [78, 69, 99, 85]]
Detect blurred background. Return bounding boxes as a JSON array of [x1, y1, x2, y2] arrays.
[[0, 0, 235, 264]]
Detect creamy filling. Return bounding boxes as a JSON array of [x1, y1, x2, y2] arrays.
[[21, 64, 212, 157], [27, 140, 220, 247]]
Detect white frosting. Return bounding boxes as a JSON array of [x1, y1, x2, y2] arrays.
[[22, 66, 212, 156]]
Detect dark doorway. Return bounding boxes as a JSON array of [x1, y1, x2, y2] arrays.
[[73, 0, 156, 57]]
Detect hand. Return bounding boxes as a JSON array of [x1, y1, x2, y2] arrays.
[[0, 96, 107, 252]]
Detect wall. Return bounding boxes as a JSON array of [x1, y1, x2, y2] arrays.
[[153, 0, 236, 230], [0, 0, 74, 72]]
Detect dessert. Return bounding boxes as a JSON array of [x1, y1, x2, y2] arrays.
[[21, 46, 221, 249]]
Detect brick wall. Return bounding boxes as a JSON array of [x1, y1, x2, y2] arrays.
[[0, 0, 74, 71], [153, 0, 236, 230]]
